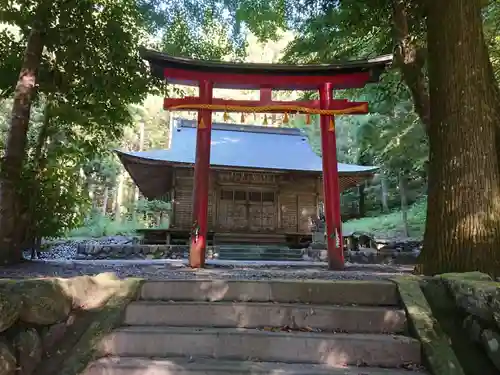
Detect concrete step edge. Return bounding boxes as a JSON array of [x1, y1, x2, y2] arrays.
[[127, 300, 404, 310], [84, 357, 427, 375], [111, 326, 415, 340], [100, 328, 420, 367], [123, 302, 407, 333], [139, 280, 400, 306]]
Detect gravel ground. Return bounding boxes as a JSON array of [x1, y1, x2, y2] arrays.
[[10, 236, 417, 280], [0, 260, 413, 280]]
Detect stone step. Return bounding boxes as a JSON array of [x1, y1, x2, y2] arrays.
[[218, 244, 287, 249], [84, 357, 425, 375], [218, 247, 298, 252], [139, 280, 400, 306], [124, 301, 407, 333], [217, 253, 303, 261], [99, 327, 420, 368]]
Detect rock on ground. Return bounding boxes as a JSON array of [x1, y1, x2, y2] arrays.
[[14, 328, 43, 375], [0, 340, 16, 375]]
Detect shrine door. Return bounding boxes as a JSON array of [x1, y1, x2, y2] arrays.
[[217, 189, 277, 232]]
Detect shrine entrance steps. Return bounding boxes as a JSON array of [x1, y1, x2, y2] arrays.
[[217, 244, 303, 261], [83, 280, 427, 375]]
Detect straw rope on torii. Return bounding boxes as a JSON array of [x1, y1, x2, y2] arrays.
[[167, 102, 369, 131]]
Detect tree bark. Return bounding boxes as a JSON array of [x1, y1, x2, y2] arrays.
[[0, 8, 48, 264], [102, 186, 109, 216], [399, 172, 409, 237], [380, 175, 390, 213], [419, 0, 500, 276], [114, 171, 125, 220]]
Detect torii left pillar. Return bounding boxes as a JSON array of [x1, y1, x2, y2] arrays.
[[189, 80, 213, 268], [319, 82, 344, 270]]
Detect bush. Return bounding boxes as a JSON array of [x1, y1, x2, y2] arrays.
[[343, 198, 427, 238], [67, 214, 145, 238]]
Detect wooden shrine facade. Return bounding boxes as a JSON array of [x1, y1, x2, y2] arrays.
[[117, 120, 377, 249], [139, 49, 392, 269]]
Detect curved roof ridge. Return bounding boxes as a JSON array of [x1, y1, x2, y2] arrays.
[[176, 118, 304, 136]]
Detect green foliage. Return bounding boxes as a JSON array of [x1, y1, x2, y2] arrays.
[[67, 214, 145, 238], [2, 0, 288, 243], [343, 199, 427, 238], [133, 198, 171, 214]]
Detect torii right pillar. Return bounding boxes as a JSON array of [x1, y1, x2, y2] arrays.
[[319, 82, 344, 270]]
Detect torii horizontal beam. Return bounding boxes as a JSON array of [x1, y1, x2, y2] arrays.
[[164, 97, 369, 115]]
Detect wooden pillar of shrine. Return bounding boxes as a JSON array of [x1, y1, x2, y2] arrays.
[[189, 80, 213, 268], [319, 82, 344, 270]]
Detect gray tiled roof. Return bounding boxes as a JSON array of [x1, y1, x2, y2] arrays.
[[117, 118, 377, 174]]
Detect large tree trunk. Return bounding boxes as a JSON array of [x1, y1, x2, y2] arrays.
[[419, 0, 500, 276], [0, 12, 48, 264]]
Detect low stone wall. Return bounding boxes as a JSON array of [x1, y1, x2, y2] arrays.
[[76, 242, 420, 264], [439, 272, 500, 372], [0, 273, 137, 375], [76, 244, 193, 260], [305, 248, 420, 265]]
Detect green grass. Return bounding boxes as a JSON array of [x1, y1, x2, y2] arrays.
[[67, 214, 169, 238], [343, 199, 427, 238], [67, 201, 427, 240]]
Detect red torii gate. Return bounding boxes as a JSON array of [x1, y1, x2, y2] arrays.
[[141, 49, 392, 270]]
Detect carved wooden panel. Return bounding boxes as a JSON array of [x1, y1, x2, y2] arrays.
[[298, 194, 317, 232], [279, 193, 297, 231], [217, 171, 279, 185], [262, 203, 276, 230], [218, 200, 247, 230]]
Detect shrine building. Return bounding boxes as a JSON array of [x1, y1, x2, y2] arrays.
[[128, 49, 391, 269], [117, 118, 377, 247]]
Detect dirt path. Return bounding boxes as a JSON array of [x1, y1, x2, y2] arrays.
[[0, 260, 413, 280]]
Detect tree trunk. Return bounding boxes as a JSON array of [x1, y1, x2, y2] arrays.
[[23, 99, 52, 254], [133, 122, 145, 207], [102, 187, 109, 216], [114, 171, 125, 221], [381, 175, 390, 213], [399, 172, 410, 237], [420, 0, 500, 276], [358, 183, 365, 217], [0, 10, 48, 264]]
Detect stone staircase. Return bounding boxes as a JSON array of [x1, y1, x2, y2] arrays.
[[217, 244, 303, 261], [83, 280, 426, 375]]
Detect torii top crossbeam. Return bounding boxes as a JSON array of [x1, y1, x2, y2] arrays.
[[142, 48, 392, 90], [140, 48, 392, 270]]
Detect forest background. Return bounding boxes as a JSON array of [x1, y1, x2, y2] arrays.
[[0, 0, 498, 273]]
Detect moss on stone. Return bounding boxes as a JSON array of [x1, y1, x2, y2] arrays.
[[12, 279, 72, 325], [55, 278, 143, 375], [0, 291, 21, 333], [439, 272, 493, 282], [421, 278, 499, 375], [392, 276, 465, 375]]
